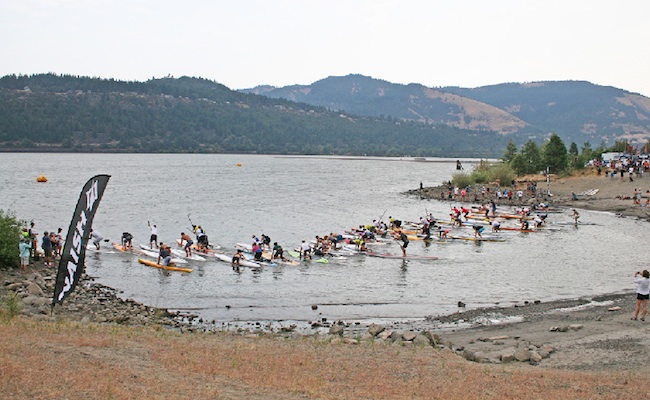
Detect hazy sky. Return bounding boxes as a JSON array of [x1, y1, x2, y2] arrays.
[[2, 0, 649, 96]]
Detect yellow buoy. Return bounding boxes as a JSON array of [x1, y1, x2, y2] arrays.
[[36, 175, 48, 183]]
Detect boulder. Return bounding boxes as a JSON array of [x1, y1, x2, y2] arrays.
[[6, 282, 23, 291], [500, 347, 516, 363], [26, 282, 44, 296], [402, 331, 417, 342], [328, 325, 345, 336], [413, 334, 432, 347], [367, 323, 385, 337], [389, 330, 404, 342], [529, 351, 543, 363], [473, 351, 491, 363], [423, 331, 441, 345], [378, 330, 392, 340], [514, 348, 530, 362]]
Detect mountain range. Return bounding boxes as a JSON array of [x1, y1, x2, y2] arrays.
[[242, 74, 650, 147], [2, 73, 649, 158]]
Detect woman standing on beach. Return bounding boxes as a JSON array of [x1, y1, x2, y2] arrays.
[[632, 270, 650, 321]]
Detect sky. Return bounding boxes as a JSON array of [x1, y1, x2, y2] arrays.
[[2, 0, 649, 96]]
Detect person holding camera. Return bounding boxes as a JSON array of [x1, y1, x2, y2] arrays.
[[632, 270, 650, 321]]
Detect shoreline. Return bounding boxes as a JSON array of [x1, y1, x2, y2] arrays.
[[2, 257, 644, 371], [2, 169, 649, 371]]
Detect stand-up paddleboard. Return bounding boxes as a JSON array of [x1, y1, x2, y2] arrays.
[[137, 258, 192, 273], [366, 253, 439, 260], [170, 248, 206, 261], [112, 242, 135, 252], [446, 235, 506, 242], [288, 251, 329, 263], [139, 248, 188, 264], [214, 253, 262, 268]]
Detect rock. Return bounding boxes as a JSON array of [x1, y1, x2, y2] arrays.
[[22, 295, 48, 307], [463, 349, 476, 361], [489, 335, 510, 341], [458, 301, 466, 307], [514, 348, 530, 362], [500, 348, 516, 363], [26, 282, 44, 296], [402, 331, 417, 342], [328, 325, 345, 336], [569, 324, 584, 331], [342, 338, 358, 345], [541, 344, 555, 354], [360, 333, 374, 342], [413, 334, 432, 347], [377, 330, 392, 340], [389, 330, 404, 342], [529, 351, 543, 363], [473, 351, 491, 363], [423, 331, 441, 345], [6, 282, 23, 291], [367, 323, 385, 337]]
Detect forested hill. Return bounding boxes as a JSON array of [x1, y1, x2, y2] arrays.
[[0, 74, 509, 157], [244, 75, 650, 146]]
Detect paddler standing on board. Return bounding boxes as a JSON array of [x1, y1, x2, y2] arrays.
[[300, 240, 312, 260], [193, 225, 209, 251], [148, 221, 159, 249], [180, 232, 193, 257], [157, 243, 173, 270], [397, 230, 409, 257]]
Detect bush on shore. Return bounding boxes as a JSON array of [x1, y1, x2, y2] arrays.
[[452, 160, 515, 188], [0, 210, 21, 269]]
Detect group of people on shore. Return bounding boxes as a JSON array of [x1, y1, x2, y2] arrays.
[[18, 222, 64, 271]]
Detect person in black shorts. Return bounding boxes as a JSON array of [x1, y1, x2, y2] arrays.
[[398, 231, 409, 257]]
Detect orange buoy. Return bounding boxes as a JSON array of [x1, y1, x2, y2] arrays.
[[236, 163, 242, 167], [36, 175, 48, 183]]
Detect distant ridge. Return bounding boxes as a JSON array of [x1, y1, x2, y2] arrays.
[[0, 73, 508, 157], [241, 74, 650, 146]]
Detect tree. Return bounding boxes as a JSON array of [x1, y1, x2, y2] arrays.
[[502, 140, 518, 163], [543, 134, 568, 174], [568, 142, 579, 168], [519, 140, 543, 174]]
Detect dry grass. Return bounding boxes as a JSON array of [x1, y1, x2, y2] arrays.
[[0, 317, 642, 399]]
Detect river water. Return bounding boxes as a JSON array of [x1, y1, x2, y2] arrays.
[[0, 153, 641, 327]]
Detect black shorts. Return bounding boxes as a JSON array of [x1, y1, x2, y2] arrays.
[[150, 234, 158, 242], [402, 242, 409, 249], [637, 293, 649, 300]]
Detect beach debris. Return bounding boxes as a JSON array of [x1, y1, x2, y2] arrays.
[[608, 306, 622, 311]]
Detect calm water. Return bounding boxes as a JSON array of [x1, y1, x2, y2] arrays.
[[0, 153, 641, 327]]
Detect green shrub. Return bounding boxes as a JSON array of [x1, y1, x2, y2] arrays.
[[0, 210, 21, 269], [0, 292, 22, 321], [451, 172, 472, 188], [451, 161, 515, 188]]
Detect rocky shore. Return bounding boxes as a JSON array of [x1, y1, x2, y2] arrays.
[[3, 257, 646, 371]]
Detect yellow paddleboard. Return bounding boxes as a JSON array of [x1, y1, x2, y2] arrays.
[[138, 258, 192, 273]]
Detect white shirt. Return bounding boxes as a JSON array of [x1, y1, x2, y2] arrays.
[[635, 276, 650, 295]]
